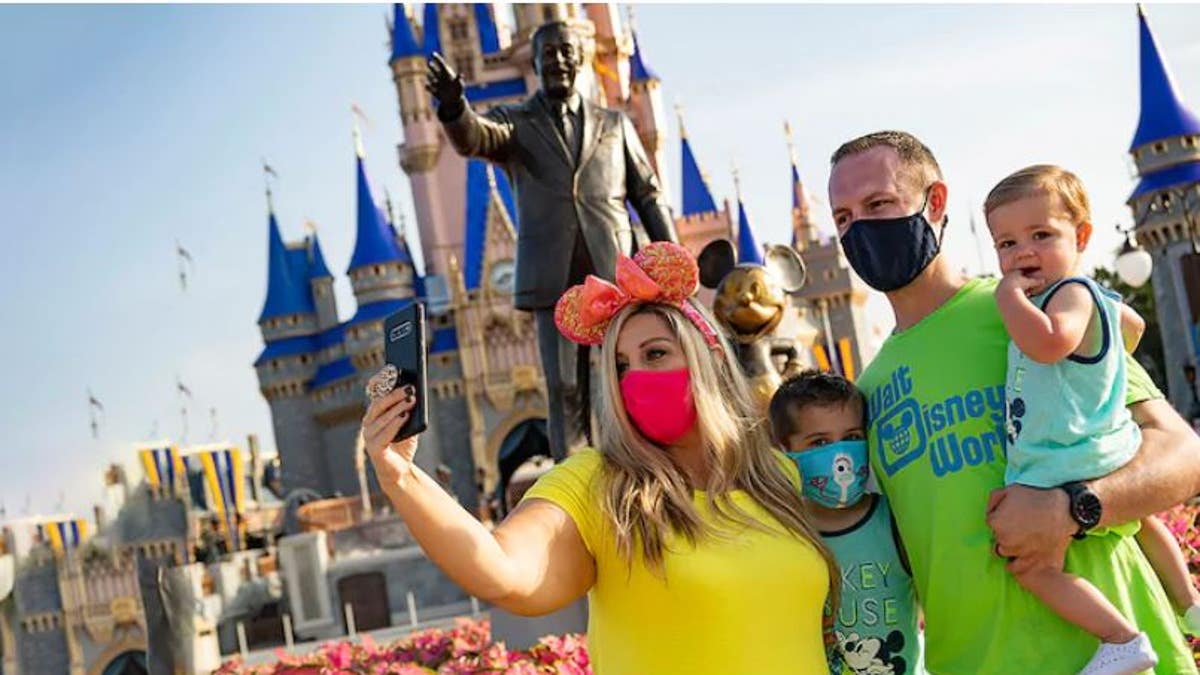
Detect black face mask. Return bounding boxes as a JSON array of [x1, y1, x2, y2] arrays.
[[839, 190, 946, 292]]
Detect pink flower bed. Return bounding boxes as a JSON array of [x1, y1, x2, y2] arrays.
[[213, 618, 591, 675], [1158, 502, 1200, 666]]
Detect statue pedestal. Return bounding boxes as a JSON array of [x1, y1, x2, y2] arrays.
[[489, 597, 587, 650]]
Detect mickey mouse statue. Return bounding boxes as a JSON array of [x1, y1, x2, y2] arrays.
[[699, 239, 812, 410]]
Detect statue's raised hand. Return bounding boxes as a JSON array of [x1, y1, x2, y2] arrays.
[[426, 53, 465, 117]]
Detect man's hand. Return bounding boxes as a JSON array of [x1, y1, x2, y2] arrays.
[[426, 52, 465, 117], [986, 484, 1075, 574]]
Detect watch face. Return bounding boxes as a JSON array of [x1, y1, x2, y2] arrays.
[[489, 260, 515, 294], [1072, 491, 1103, 529]]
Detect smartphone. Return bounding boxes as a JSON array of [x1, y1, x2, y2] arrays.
[[383, 302, 428, 441]]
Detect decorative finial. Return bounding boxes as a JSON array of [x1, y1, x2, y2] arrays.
[[303, 219, 317, 235], [351, 103, 372, 159], [731, 159, 742, 201], [675, 101, 687, 139], [262, 159, 278, 212], [783, 120, 798, 165]]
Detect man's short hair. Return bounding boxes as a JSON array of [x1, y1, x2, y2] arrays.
[[830, 130, 943, 191], [532, 21, 577, 50], [768, 370, 867, 445]]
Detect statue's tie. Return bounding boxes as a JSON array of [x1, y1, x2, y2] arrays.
[[557, 103, 577, 163]]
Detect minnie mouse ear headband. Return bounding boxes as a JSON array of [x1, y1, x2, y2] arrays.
[[554, 241, 722, 348]]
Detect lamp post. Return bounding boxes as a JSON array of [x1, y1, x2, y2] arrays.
[[1114, 223, 1153, 288]]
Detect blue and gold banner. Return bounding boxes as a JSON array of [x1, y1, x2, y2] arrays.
[[139, 445, 185, 497], [37, 518, 88, 554], [195, 446, 245, 551]]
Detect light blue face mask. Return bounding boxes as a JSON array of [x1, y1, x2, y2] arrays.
[[786, 439, 870, 509]]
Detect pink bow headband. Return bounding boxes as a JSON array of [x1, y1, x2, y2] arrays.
[[554, 242, 721, 348]]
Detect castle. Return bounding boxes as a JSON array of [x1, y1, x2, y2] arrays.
[[2, 6, 1194, 675], [254, 2, 873, 509], [1125, 5, 1200, 414]]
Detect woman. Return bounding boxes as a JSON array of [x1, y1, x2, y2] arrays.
[[362, 242, 837, 674]]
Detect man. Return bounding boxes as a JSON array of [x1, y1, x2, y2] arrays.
[[828, 130, 1200, 673], [426, 22, 678, 461]]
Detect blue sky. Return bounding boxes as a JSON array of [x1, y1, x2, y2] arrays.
[[2, 3, 1199, 520]]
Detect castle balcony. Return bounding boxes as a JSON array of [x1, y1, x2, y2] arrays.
[[398, 141, 441, 175], [259, 314, 319, 344], [1131, 185, 1200, 250], [1132, 135, 1200, 176]]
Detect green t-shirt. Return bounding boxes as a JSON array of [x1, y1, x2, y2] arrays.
[[859, 277, 1194, 675]]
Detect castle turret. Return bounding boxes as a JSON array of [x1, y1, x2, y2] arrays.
[[306, 230, 338, 331], [347, 136, 415, 311], [585, 3, 631, 108], [733, 167, 764, 265], [1126, 5, 1200, 412], [254, 202, 327, 494], [674, 109, 732, 257], [391, 3, 459, 278], [625, 21, 669, 195], [344, 135, 417, 377], [785, 121, 820, 250], [513, 3, 578, 41]]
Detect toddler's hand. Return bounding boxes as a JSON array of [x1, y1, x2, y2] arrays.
[[998, 269, 1041, 298]]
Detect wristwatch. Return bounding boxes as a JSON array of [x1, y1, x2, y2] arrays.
[[1061, 481, 1102, 540]]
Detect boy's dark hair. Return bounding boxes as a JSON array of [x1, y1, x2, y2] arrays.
[[768, 370, 867, 444]]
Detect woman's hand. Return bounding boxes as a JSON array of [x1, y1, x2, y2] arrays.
[[362, 367, 419, 489]]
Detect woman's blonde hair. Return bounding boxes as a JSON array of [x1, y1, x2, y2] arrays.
[[983, 164, 1091, 224], [595, 300, 839, 608]]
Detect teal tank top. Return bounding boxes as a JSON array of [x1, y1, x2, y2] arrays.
[[822, 494, 926, 675], [1004, 276, 1140, 488]]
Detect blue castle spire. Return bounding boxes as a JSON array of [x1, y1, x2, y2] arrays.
[[259, 210, 315, 321], [463, 160, 518, 290], [307, 232, 332, 279], [422, 3, 441, 56], [347, 153, 405, 272], [474, 4, 501, 54], [1130, 5, 1200, 151], [390, 4, 422, 61], [733, 169, 763, 265], [630, 31, 659, 82], [679, 112, 717, 216], [736, 200, 763, 265]]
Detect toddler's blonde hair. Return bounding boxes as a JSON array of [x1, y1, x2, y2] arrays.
[[984, 164, 1091, 226]]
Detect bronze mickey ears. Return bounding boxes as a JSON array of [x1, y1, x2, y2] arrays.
[[763, 244, 806, 294], [697, 239, 807, 294], [698, 239, 737, 290]]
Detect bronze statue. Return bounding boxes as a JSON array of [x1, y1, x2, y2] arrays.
[[426, 21, 678, 461], [699, 240, 808, 410]]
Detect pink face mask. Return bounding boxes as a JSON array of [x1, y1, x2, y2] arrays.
[[619, 368, 697, 446]]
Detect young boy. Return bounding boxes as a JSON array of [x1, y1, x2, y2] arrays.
[[986, 164, 1200, 675], [770, 370, 925, 675]]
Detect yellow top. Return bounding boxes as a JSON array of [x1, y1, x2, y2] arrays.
[[523, 448, 830, 675]]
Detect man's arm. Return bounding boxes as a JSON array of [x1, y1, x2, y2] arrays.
[[440, 104, 515, 164], [988, 357, 1200, 570], [1091, 396, 1200, 526], [427, 53, 514, 163], [620, 115, 677, 243]]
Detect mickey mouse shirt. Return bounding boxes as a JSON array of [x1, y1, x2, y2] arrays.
[[821, 493, 925, 675]]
